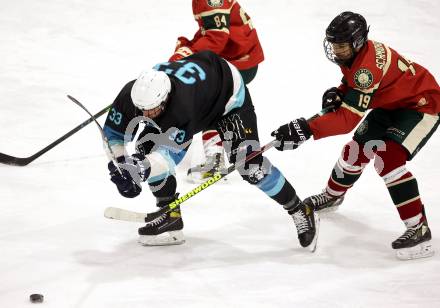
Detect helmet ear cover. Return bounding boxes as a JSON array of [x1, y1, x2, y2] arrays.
[[324, 11, 369, 65]]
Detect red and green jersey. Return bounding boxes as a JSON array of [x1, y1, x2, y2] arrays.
[[188, 0, 264, 70], [309, 40, 440, 139]]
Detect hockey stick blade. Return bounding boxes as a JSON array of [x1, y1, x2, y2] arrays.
[[0, 153, 34, 166], [0, 104, 111, 166], [104, 207, 148, 223]]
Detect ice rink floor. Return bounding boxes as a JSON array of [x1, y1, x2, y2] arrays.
[[1, 1, 439, 307]]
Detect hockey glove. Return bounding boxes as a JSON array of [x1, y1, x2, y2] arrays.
[[322, 87, 344, 111], [108, 154, 151, 198], [174, 36, 191, 50], [271, 118, 312, 151], [169, 46, 194, 62]]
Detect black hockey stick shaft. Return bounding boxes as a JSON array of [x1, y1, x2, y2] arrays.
[[0, 104, 111, 166], [67, 95, 122, 174]]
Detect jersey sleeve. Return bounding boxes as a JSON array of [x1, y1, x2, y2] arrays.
[[103, 80, 140, 158], [190, 0, 233, 53], [338, 77, 349, 94], [308, 107, 363, 139]]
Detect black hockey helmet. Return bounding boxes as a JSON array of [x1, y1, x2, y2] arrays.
[[324, 11, 369, 65]]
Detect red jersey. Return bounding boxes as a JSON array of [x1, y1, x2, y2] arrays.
[[184, 0, 264, 70], [309, 40, 440, 139]]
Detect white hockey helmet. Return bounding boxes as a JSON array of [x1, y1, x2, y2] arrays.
[[131, 69, 171, 110]]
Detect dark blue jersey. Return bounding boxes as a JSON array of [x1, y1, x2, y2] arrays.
[[103, 51, 245, 170]]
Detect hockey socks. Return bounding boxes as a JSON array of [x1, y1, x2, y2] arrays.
[[324, 139, 426, 227], [326, 139, 371, 197], [376, 141, 425, 227], [202, 130, 223, 156]]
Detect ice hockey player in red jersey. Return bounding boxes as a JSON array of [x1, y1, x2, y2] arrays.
[[271, 11, 440, 260], [169, 0, 264, 180]]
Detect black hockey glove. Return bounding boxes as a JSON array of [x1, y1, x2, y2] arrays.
[[108, 154, 151, 198], [322, 87, 344, 111], [271, 118, 312, 151]]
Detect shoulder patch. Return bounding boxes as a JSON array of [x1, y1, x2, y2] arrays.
[[207, 0, 224, 7], [354, 69, 374, 89]]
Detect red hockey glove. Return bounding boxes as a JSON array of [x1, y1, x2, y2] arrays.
[[174, 36, 191, 51], [169, 46, 194, 62]]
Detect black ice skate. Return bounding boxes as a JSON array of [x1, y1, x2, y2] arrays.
[[187, 152, 227, 182], [392, 221, 434, 260], [304, 191, 344, 213], [288, 202, 320, 252], [138, 195, 184, 246]]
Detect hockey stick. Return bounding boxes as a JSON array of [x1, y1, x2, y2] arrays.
[[67, 95, 122, 174], [104, 106, 335, 223], [0, 103, 111, 166], [104, 139, 277, 223]]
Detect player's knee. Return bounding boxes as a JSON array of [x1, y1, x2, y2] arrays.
[[341, 139, 370, 164], [237, 156, 269, 185], [146, 152, 175, 183], [149, 175, 177, 199], [240, 165, 267, 184], [374, 140, 408, 176]]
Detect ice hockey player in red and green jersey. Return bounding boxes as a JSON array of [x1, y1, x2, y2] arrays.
[[169, 0, 264, 181], [271, 11, 440, 260], [170, 0, 264, 72]]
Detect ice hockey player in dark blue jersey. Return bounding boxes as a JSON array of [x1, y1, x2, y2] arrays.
[[103, 50, 319, 250]]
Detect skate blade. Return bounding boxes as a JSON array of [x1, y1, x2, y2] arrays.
[[315, 197, 344, 214], [395, 241, 435, 260], [186, 171, 227, 184], [306, 213, 320, 253], [315, 205, 340, 214], [138, 230, 185, 246]]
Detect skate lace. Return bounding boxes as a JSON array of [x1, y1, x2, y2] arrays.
[[292, 210, 309, 234], [397, 224, 420, 241], [146, 213, 167, 227], [311, 192, 333, 206]]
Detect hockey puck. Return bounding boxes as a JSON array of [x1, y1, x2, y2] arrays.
[[29, 294, 44, 303]]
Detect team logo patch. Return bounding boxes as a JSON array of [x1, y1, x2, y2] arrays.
[[354, 69, 373, 89], [356, 120, 368, 135], [207, 0, 223, 7]]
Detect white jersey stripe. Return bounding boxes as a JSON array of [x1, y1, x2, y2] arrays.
[[402, 113, 439, 155]]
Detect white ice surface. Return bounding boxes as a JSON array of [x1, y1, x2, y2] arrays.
[[1, 1, 440, 307]]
